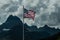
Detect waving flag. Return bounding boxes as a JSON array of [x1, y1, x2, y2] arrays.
[[23, 7, 35, 20]]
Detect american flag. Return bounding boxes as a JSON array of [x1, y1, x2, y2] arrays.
[[23, 8, 35, 20]]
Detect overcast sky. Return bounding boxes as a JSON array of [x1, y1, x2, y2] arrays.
[[0, 0, 60, 29]]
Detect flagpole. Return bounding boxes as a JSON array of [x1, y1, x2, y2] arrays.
[[23, 5, 24, 40]]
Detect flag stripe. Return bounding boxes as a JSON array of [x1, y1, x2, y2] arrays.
[[23, 8, 35, 20]]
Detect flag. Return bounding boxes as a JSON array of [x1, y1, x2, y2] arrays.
[[23, 7, 35, 20]]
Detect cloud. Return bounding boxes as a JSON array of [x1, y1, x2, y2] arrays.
[[21, 0, 60, 28], [0, 0, 60, 29]]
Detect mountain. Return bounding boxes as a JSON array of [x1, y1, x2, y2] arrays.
[[0, 15, 60, 40], [0, 15, 23, 40], [39, 25, 60, 36], [24, 24, 60, 40]]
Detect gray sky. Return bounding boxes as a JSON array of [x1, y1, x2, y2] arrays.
[[0, 0, 60, 29]]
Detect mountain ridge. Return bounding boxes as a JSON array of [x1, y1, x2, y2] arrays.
[[0, 15, 60, 40]]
